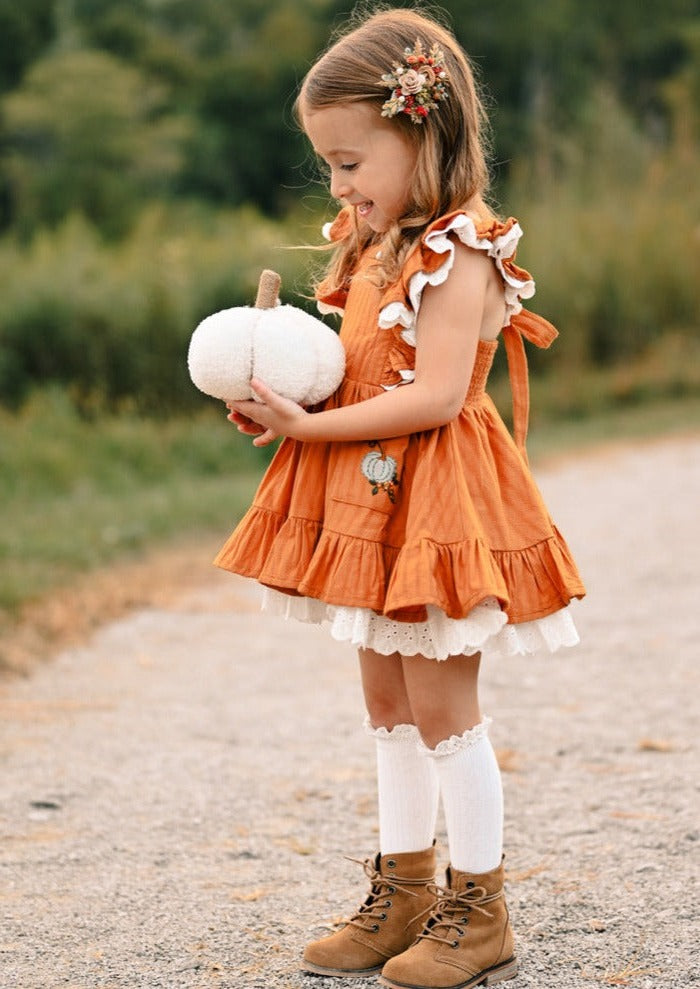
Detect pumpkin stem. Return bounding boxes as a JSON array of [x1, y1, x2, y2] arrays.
[[255, 269, 281, 309]]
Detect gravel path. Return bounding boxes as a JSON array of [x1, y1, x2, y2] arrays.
[[1, 437, 698, 989]]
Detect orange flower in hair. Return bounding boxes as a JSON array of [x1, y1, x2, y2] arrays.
[[380, 39, 450, 124]]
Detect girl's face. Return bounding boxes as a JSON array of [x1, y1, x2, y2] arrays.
[[302, 101, 419, 234]]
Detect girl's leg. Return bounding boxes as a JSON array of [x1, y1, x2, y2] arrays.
[[399, 651, 483, 748], [380, 652, 517, 989], [400, 652, 503, 874], [359, 646, 414, 729], [359, 648, 440, 854], [302, 649, 438, 977]]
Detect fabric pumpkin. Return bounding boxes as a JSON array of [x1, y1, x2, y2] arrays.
[[187, 270, 345, 405]]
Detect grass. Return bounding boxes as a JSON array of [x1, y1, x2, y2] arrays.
[[0, 388, 269, 615], [526, 394, 700, 464], [0, 384, 698, 669]]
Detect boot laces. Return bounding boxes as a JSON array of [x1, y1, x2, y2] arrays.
[[413, 883, 501, 948], [341, 856, 423, 934]]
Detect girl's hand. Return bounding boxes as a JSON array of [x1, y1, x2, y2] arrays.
[[227, 378, 308, 447], [226, 407, 265, 437]]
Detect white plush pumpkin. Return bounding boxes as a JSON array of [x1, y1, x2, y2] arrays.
[[187, 270, 345, 405]]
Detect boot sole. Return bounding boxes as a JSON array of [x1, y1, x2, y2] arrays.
[[379, 955, 519, 989], [303, 960, 384, 978]]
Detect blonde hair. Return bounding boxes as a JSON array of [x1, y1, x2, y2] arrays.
[[295, 6, 495, 292]]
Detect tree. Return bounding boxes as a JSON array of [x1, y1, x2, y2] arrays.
[[0, 0, 55, 92], [1, 48, 190, 236], [175, 0, 327, 212]]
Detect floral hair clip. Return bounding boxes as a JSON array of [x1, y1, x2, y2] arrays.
[[380, 38, 450, 124]]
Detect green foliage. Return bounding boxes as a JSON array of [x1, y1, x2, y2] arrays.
[[0, 1, 697, 413], [0, 387, 267, 612], [174, 2, 326, 211], [0, 0, 56, 91], [1, 0, 698, 223], [1, 48, 190, 237], [508, 89, 700, 370], [0, 202, 325, 411], [435, 0, 697, 185]]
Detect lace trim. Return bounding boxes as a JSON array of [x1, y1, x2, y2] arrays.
[[260, 589, 579, 661], [381, 368, 415, 391], [420, 717, 493, 758], [363, 716, 420, 741], [380, 301, 415, 332], [377, 214, 536, 340]]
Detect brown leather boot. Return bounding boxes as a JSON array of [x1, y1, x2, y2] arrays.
[[379, 858, 518, 989], [302, 846, 437, 978]]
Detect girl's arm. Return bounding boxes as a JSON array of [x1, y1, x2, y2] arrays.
[[230, 243, 489, 447]]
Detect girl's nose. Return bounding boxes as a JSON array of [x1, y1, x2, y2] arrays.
[[330, 169, 351, 201]]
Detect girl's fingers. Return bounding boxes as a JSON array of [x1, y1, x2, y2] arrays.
[[226, 407, 265, 435], [249, 378, 302, 414], [228, 410, 255, 426], [228, 380, 303, 445], [249, 377, 273, 402], [252, 427, 279, 447], [229, 402, 257, 417]]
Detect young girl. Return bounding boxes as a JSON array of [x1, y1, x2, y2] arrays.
[[216, 8, 585, 987]]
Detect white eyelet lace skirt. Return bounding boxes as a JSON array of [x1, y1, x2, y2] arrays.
[[261, 588, 579, 661]]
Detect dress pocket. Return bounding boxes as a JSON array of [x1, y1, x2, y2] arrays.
[[359, 440, 401, 503], [326, 435, 409, 538]]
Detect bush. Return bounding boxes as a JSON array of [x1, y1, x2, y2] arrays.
[[0, 91, 697, 417], [507, 91, 700, 371], [0, 202, 323, 412]]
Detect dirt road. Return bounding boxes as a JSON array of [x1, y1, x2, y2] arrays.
[[1, 437, 698, 988]]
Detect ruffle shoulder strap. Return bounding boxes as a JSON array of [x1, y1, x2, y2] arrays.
[[377, 210, 536, 336], [377, 210, 559, 460]]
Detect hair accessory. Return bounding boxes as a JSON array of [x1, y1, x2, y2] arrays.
[[380, 38, 450, 124]]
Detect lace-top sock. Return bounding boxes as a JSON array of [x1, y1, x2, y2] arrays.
[[422, 717, 503, 873], [365, 718, 440, 854]]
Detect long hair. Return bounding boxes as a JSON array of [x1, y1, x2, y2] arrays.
[[295, 7, 494, 292]]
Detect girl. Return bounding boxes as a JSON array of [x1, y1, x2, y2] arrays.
[[216, 8, 585, 988]]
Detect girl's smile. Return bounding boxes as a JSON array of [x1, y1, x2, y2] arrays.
[[302, 101, 419, 233]]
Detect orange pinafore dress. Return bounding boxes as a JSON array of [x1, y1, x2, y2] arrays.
[[214, 209, 585, 660]]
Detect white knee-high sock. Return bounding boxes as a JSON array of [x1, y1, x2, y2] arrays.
[[365, 718, 440, 855], [423, 717, 503, 874]]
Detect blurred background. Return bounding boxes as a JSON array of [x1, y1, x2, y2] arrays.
[[0, 0, 698, 662]]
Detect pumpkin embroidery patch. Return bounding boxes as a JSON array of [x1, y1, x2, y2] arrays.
[[361, 440, 400, 503]]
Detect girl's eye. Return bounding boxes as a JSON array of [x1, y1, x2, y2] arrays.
[[340, 163, 358, 172]]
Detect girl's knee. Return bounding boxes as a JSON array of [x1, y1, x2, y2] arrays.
[[401, 653, 483, 747], [360, 648, 413, 729], [365, 695, 415, 731], [413, 707, 483, 751]]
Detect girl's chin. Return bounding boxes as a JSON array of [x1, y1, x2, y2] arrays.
[[354, 204, 393, 234], [364, 212, 389, 233]]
